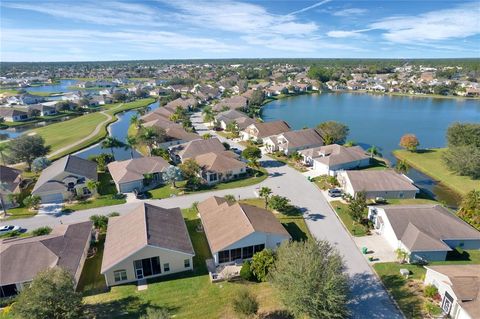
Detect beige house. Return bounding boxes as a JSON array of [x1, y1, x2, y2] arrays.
[[171, 137, 226, 163], [264, 128, 324, 155], [0, 221, 93, 297], [198, 196, 291, 266], [337, 169, 419, 199], [195, 152, 247, 185], [368, 204, 480, 262], [424, 265, 479, 319], [212, 109, 255, 130], [240, 120, 291, 143], [107, 157, 170, 193], [101, 203, 195, 287], [0, 165, 23, 209], [32, 155, 98, 203]]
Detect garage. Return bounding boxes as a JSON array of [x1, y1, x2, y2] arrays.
[[40, 193, 64, 203]]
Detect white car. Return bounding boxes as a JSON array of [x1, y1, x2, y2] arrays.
[[0, 225, 21, 234]]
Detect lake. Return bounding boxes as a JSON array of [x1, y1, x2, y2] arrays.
[[27, 79, 79, 93], [262, 93, 480, 205], [75, 101, 159, 161]]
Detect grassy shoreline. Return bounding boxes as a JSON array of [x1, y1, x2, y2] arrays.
[[394, 148, 479, 197]]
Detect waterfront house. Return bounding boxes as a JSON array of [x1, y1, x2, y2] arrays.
[[28, 104, 57, 116], [368, 204, 480, 262], [0, 221, 93, 297], [337, 170, 419, 199], [107, 157, 169, 193], [213, 96, 248, 112], [101, 203, 194, 287], [0, 108, 29, 122], [240, 120, 291, 143], [32, 155, 98, 203], [197, 196, 291, 266], [299, 144, 370, 176], [213, 109, 255, 130], [264, 128, 324, 155], [424, 265, 480, 319]]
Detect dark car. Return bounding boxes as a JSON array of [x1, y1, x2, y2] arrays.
[[327, 188, 342, 197]]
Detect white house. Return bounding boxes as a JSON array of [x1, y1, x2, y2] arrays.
[[299, 144, 370, 176], [0, 108, 29, 122], [101, 203, 195, 287], [240, 120, 291, 143], [32, 155, 98, 203], [195, 152, 247, 185], [337, 170, 419, 199], [197, 196, 291, 265], [0, 221, 93, 297], [424, 265, 479, 319], [264, 128, 324, 155], [368, 204, 480, 262], [107, 156, 169, 193]]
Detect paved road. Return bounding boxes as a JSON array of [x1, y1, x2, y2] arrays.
[[2, 112, 403, 318]]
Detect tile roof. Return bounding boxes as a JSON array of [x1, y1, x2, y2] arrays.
[[0, 221, 92, 286], [101, 203, 194, 273], [197, 196, 291, 253]]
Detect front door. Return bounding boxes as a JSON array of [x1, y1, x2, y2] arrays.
[[136, 268, 144, 279]]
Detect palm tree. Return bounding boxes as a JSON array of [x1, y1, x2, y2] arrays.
[[139, 127, 158, 156], [395, 160, 410, 174], [259, 187, 272, 209], [0, 143, 8, 165], [101, 136, 124, 159], [202, 106, 214, 123], [130, 114, 142, 129], [366, 145, 380, 158], [125, 136, 138, 159], [86, 180, 100, 195]]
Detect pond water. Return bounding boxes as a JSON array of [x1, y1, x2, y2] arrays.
[[262, 93, 480, 206], [75, 101, 159, 161], [26, 79, 79, 93]]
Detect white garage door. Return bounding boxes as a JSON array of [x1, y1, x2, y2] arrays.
[[40, 193, 64, 203]]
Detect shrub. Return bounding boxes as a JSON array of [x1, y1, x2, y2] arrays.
[[423, 300, 442, 316], [268, 195, 290, 212], [108, 212, 120, 217], [23, 195, 41, 210], [424, 284, 438, 299], [32, 226, 52, 237], [232, 289, 259, 318], [240, 261, 254, 281], [251, 249, 275, 282], [140, 307, 171, 319]]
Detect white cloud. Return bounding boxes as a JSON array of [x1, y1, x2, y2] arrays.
[[327, 30, 364, 38], [332, 8, 368, 17], [2, 1, 167, 27], [287, 0, 332, 15], [370, 2, 480, 44]]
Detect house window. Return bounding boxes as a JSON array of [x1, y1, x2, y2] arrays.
[[209, 174, 218, 182], [230, 248, 242, 261], [218, 250, 230, 263], [242, 246, 254, 259], [254, 244, 265, 253], [184, 259, 191, 268], [114, 270, 127, 282], [163, 263, 170, 272]]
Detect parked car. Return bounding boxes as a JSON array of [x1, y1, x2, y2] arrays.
[[374, 197, 387, 204], [231, 147, 241, 155], [0, 225, 21, 235], [328, 188, 342, 197]]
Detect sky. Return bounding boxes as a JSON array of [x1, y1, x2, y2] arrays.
[[1, 0, 479, 62]]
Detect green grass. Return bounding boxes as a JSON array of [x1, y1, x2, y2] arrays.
[[27, 91, 59, 97], [77, 234, 107, 296], [147, 169, 268, 200], [4, 206, 37, 220], [329, 201, 369, 236], [81, 208, 283, 319], [0, 89, 20, 96], [394, 148, 480, 196], [240, 198, 312, 241]]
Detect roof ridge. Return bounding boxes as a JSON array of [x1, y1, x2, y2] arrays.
[[238, 203, 257, 233]]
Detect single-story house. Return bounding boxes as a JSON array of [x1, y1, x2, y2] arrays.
[[18, 93, 45, 105], [424, 265, 479, 319], [0, 165, 23, 209], [213, 109, 256, 131], [368, 204, 480, 262], [164, 97, 198, 112], [0, 108, 29, 122], [337, 170, 419, 199], [140, 107, 174, 122], [0, 221, 93, 297], [265, 128, 324, 155], [171, 137, 225, 163], [101, 203, 195, 286], [195, 152, 247, 185], [213, 96, 248, 112], [142, 119, 200, 149], [32, 155, 98, 203], [240, 121, 291, 142], [107, 157, 169, 193], [197, 196, 291, 265], [299, 144, 370, 175], [28, 104, 57, 116]]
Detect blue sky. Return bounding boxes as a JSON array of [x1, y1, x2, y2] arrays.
[[1, 0, 479, 61]]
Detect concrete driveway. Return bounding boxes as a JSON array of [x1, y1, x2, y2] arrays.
[[353, 233, 398, 263]]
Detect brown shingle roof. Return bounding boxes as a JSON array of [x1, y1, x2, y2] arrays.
[[300, 144, 369, 166], [425, 265, 480, 318], [343, 170, 419, 192], [195, 152, 246, 173], [0, 165, 22, 193], [245, 121, 291, 139], [0, 221, 92, 285], [101, 203, 194, 273], [197, 197, 291, 253], [380, 204, 480, 252], [178, 138, 225, 160], [279, 128, 324, 148], [107, 156, 169, 184]]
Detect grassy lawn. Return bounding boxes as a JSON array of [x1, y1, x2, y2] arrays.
[[147, 169, 268, 200], [82, 207, 284, 319], [65, 172, 126, 211], [394, 148, 480, 196], [77, 234, 107, 296], [374, 249, 480, 319], [361, 157, 390, 170], [329, 201, 369, 237], [240, 198, 312, 241]]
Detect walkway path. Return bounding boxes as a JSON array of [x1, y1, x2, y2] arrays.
[[2, 112, 403, 318]]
